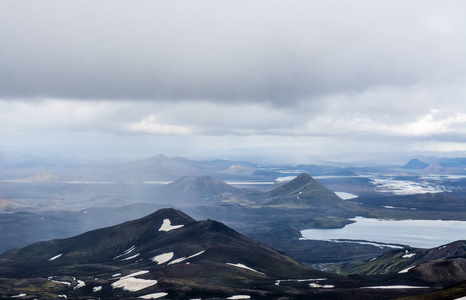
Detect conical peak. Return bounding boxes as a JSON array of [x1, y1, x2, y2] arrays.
[[142, 208, 196, 224], [278, 173, 315, 189], [292, 173, 313, 182]]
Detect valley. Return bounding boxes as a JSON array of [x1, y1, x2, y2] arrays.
[[1, 154, 466, 299]]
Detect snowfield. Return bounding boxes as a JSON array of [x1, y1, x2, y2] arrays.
[[226, 263, 265, 275], [151, 252, 174, 265], [139, 292, 169, 299], [50, 279, 71, 286], [113, 245, 136, 260], [112, 277, 157, 292], [73, 280, 85, 290], [309, 283, 334, 288], [168, 250, 205, 265], [121, 253, 140, 260], [226, 296, 251, 299], [121, 271, 150, 278], [402, 251, 416, 258], [399, 266, 416, 273], [93, 286, 102, 292], [11, 294, 27, 298], [49, 254, 62, 261], [159, 219, 184, 232], [370, 178, 446, 195]]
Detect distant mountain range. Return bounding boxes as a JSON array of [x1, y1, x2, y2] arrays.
[[149, 173, 355, 210], [0, 154, 283, 182], [401, 157, 466, 174]]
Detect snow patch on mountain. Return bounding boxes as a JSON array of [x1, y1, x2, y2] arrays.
[[73, 280, 85, 290], [121, 253, 140, 261], [159, 219, 184, 232], [309, 283, 334, 288], [113, 245, 136, 260], [168, 250, 205, 265], [402, 251, 416, 259], [49, 254, 62, 261], [121, 271, 149, 279], [399, 266, 416, 273], [11, 294, 27, 298], [139, 292, 169, 299], [226, 263, 265, 275], [151, 252, 174, 265], [112, 275, 157, 292], [50, 279, 71, 286]]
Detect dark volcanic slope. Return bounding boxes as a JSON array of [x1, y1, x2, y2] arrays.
[[262, 173, 350, 209], [0, 208, 330, 299], [1, 208, 463, 299], [0, 208, 195, 264], [340, 240, 466, 286]]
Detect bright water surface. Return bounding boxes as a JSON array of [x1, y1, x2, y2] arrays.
[[301, 217, 466, 248]]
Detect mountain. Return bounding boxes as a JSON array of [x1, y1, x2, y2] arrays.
[[157, 176, 240, 202], [262, 173, 349, 209], [402, 159, 430, 170], [0, 208, 330, 299], [339, 240, 466, 284], [3, 208, 465, 299]]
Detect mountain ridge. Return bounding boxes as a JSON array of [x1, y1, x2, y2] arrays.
[[0, 208, 331, 299]]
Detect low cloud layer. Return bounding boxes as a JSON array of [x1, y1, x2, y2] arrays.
[[1, 1, 466, 162], [1, 1, 465, 103]]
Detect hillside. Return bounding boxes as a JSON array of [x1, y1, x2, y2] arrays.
[[0, 208, 329, 299], [2, 208, 465, 299], [262, 173, 351, 209], [338, 240, 466, 286]]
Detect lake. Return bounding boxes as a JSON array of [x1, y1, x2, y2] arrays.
[[301, 217, 466, 248]]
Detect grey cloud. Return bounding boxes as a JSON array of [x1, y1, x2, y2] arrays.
[[1, 1, 465, 104]]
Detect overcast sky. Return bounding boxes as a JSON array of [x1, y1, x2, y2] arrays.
[[1, 1, 466, 164]]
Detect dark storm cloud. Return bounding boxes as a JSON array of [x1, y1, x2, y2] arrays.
[[1, 1, 465, 104]]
